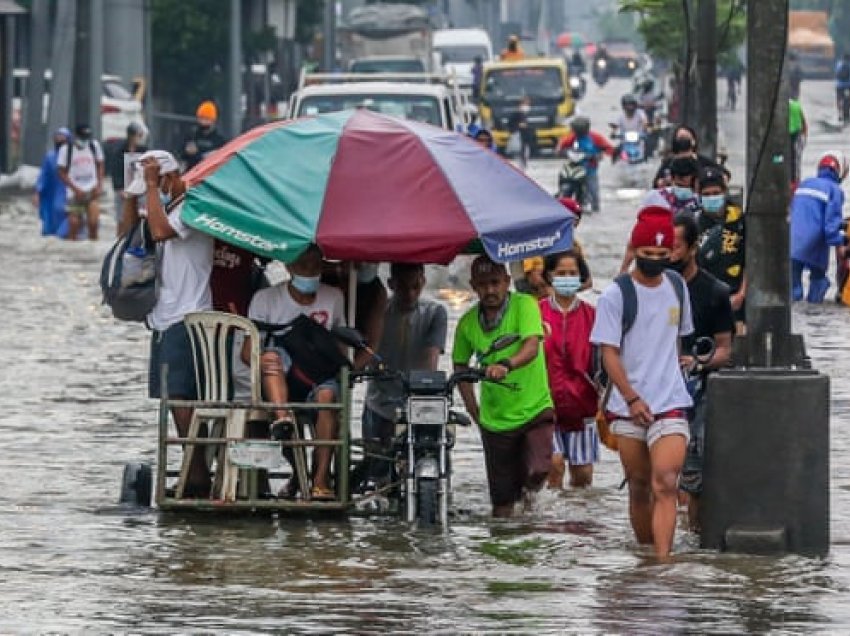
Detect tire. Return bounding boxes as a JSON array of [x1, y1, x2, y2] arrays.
[[119, 462, 152, 507], [416, 478, 439, 526]]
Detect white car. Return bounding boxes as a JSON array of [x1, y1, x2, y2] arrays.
[[12, 69, 146, 144], [433, 28, 494, 91], [290, 73, 468, 132]]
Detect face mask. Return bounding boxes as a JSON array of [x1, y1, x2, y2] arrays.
[[671, 185, 693, 201], [290, 274, 321, 295], [635, 256, 669, 278], [667, 258, 687, 274], [520, 104, 531, 113], [552, 275, 582, 297], [160, 190, 172, 208], [357, 263, 378, 284], [671, 137, 694, 154], [701, 194, 726, 214]]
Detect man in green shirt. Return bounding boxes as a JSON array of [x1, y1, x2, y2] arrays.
[[789, 95, 807, 185], [452, 256, 555, 517]]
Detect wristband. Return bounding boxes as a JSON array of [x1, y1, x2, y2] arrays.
[[496, 358, 514, 371], [626, 395, 641, 406]]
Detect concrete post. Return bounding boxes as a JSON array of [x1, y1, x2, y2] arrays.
[[0, 16, 14, 172], [46, 0, 75, 140], [22, 0, 50, 165], [701, 0, 830, 557], [226, 0, 242, 138], [695, 0, 717, 161], [323, 0, 336, 72]]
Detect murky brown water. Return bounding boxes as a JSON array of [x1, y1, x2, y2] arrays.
[[1, 79, 849, 632]]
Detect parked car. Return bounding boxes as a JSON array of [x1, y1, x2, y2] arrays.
[[12, 69, 146, 144]]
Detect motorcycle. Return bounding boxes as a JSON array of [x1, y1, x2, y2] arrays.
[[610, 124, 649, 188], [569, 73, 587, 101], [339, 327, 520, 527], [557, 146, 589, 206], [592, 58, 609, 87]]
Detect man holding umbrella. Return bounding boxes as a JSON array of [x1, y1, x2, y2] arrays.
[[452, 256, 555, 517]]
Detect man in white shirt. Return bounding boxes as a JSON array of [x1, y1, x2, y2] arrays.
[[125, 149, 214, 496], [591, 206, 693, 558], [57, 123, 105, 240], [244, 244, 346, 500]]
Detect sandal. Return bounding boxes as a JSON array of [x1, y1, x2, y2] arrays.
[[311, 485, 336, 501]]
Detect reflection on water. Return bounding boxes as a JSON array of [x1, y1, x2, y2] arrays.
[[2, 82, 850, 631]]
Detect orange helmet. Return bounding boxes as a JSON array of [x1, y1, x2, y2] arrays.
[[196, 101, 218, 122]]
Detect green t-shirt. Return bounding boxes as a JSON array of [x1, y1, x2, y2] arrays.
[[789, 99, 804, 135], [452, 292, 553, 432]]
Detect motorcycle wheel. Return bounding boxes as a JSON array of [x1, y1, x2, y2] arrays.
[[416, 478, 439, 526]]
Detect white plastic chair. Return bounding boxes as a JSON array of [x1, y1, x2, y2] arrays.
[[177, 311, 310, 502]]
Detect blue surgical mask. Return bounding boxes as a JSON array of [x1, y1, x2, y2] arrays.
[[160, 191, 172, 208], [552, 275, 582, 297], [700, 194, 726, 214], [290, 274, 321, 295], [356, 263, 378, 284], [672, 185, 693, 201]]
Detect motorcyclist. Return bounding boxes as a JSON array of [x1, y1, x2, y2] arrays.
[[835, 53, 850, 122], [614, 94, 648, 134], [569, 48, 586, 75], [555, 116, 615, 212]]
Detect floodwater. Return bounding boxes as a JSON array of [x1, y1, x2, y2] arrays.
[[1, 79, 849, 633]]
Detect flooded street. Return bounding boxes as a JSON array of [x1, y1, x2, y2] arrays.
[[1, 79, 850, 632]]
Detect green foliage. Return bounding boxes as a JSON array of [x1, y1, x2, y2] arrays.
[[597, 8, 639, 42], [619, 0, 746, 64], [151, 0, 229, 115]]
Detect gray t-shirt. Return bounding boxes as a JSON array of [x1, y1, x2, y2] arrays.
[[365, 298, 448, 419]]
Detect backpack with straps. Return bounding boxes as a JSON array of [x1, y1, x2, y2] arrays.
[[100, 219, 159, 322], [593, 270, 686, 381]]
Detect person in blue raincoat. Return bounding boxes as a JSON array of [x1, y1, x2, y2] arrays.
[[35, 127, 72, 235], [790, 151, 849, 303]]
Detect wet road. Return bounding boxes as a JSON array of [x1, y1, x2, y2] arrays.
[[1, 78, 849, 632]]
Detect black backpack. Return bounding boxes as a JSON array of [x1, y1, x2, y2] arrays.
[[256, 315, 351, 400], [100, 220, 159, 322]]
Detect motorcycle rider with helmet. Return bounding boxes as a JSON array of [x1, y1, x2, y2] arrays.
[[555, 116, 616, 212]]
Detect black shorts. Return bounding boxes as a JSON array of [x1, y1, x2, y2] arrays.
[[148, 321, 198, 399], [480, 409, 555, 507]]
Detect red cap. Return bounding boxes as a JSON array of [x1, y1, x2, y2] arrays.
[[558, 196, 582, 218], [630, 206, 674, 249]]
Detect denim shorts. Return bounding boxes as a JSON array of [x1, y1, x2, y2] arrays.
[[149, 321, 198, 399]]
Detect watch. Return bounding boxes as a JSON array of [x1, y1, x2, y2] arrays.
[[496, 358, 514, 371]]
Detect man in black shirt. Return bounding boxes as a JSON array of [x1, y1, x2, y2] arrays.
[[669, 215, 734, 532], [696, 166, 746, 332], [108, 122, 147, 235], [181, 100, 227, 171]]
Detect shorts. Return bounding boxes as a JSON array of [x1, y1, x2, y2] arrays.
[[265, 347, 340, 402], [553, 419, 599, 466], [680, 397, 707, 495], [67, 193, 96, 216], [149, 321, 198, 399], [480, 409, 555, 507], [611, 415, 690, 448]]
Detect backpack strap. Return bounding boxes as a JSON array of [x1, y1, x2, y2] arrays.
[[662, 270, 686, 332], [614, 273, 637, 339]]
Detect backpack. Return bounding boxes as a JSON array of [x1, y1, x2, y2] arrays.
[[839, 62, 850, 83], [100, 219, 159, 322], [256, 315, 351, 401], [61, 139, 99, 169]]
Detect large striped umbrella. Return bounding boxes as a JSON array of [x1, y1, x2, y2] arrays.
[[181, 109, 574, 264]]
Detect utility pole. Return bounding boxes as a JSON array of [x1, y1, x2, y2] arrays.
[[46, 0, 76, 139], [23, 0, 50, 165], [226, 0, 242, 138], [323, 0, 336, 71], [701, 0, 829, 557], [695, 0, 717, 161], [72, 0, 104, 138]]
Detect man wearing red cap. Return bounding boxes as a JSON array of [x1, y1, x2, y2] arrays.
[[591, 207, 694, 557]]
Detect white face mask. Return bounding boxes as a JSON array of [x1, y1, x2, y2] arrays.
[[520, 104, 531, 113]]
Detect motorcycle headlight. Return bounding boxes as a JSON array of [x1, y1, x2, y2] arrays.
[[569, 77, 580, 88], [408, 398, 446, 425]]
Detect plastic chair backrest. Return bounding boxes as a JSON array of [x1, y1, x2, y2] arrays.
[[183, 311, 261, 403]]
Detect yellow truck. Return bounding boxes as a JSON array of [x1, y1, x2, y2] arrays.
[[478, 58, 575, 152], [788, 11, 835, 79]]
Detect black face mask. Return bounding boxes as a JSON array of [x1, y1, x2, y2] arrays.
[[636, 256, 670, 278], [671, 137, 694, 154]]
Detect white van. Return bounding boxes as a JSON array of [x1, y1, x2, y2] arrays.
[[433, 29, 494, 92]]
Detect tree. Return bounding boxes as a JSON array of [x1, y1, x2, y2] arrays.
[[619, 0, 746, 66]]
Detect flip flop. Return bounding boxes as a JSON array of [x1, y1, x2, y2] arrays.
[[311, 485, 335, 501]]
